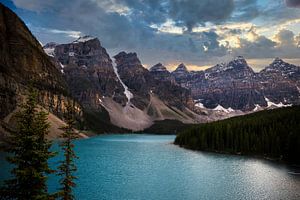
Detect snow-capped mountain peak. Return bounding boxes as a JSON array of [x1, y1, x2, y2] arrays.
[[43, 42, 58, 57], [73, 35, 96, 43]]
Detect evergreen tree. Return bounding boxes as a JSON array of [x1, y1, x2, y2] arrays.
[[174, 106, 300, 163], [0, 87, 55, 200], [57, 104, 78, 200]]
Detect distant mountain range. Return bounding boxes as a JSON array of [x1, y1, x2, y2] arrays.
[[170, 56, 300, 111], [1, 3, 300, 135]]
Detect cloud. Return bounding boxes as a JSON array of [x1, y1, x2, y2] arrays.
[[274, 29, 300, 58], [232, 0, 259, 22], [296, 34, 300, 47], [233, 28, 300, 59], [11, 0, 54, 11], [234, 35, 277, 58], [286, 0, 300, 8], [7, 0, 300, 69], [275, 29, 295, 46], [258, 0, 300, 26], [168, 0, 234, 31]]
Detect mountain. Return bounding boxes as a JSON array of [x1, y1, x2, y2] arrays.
[[115, 53, 193, 110], [0, 3, 83, 138], [114, 52, 152, 109], [172, 56, 300, 111], [188, 56, 264, 110], [45, 43, 201, 131], [258, 58, 300, 106], [149, 63, 175, 83], [49, 36, 127, 108], [171, 63, 190, 87]]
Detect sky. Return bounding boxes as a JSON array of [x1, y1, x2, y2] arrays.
[[1, 0, 300, 71]]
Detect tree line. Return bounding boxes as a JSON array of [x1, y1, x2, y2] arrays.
[[175, 106, 300, 163], [0, 87, 78, 200]]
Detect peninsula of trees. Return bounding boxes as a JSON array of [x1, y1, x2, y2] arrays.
[[175, 106, 300, 163]]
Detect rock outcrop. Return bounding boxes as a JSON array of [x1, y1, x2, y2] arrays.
[[0, 4, 83, 139], [52, 36, 127, 109]]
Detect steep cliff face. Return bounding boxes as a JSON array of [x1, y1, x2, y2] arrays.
[[114, 52, 152, 109], [258, 58, 300, 105], [114, 52, 193, 111], [0, 4, 82, 125], [51, 36, 127, 109], [190, 56, 265, 110]]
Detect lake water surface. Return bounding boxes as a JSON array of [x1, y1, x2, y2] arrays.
[[1, 134, 300, 199]]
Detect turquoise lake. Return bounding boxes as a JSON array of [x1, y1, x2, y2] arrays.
[[1, 134, 300, 199]]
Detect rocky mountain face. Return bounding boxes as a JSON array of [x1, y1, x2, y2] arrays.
[[0, 3, 81, 121], [45, 42, 199, 131], [149, 63, 175, 83], [258, 58, 300, 105], [114, 52, 152, 109], [114, 52, 193, 110], [171, 63, 190, 87], [51, 36, 127, 109], [171, 56, 300, 111]]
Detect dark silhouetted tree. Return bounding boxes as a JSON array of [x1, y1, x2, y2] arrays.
[[0, 87, 55, 200], [57, 103, 78, 200]]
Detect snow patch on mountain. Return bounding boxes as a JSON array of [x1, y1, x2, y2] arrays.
[[253, 104, 262, 111], [44, 47, 55, 57], [213, 105, 235, 113], [112, 61, 133, 105], [195, 102, 206, 109], [59, 62, 64, 74], [264, 97, 292, 108], [73, 36, 96, 43]]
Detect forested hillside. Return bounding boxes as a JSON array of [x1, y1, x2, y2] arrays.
[[175, 106, 300, 163]]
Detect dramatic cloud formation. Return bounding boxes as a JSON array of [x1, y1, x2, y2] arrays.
[[1, 0, 300, 70], [168, 0, 234, 31]]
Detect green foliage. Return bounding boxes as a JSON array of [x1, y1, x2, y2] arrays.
[[175, 106, 300, 163], [57, 103, 78, 200], [0, 87, 55, 200]]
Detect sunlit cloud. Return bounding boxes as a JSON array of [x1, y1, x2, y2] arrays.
[[150, 19, 184, 34], [47, 29, 82, 38], [94, 0, 130, 15]]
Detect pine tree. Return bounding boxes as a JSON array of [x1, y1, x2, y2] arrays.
[[57, 104, 78, 200], [0, 87, 55, 200]]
